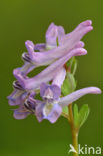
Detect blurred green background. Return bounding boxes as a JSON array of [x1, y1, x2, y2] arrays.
[[0, 0, 103, 156]]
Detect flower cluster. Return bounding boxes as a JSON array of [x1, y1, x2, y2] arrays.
[[8, 20, 101, 123]]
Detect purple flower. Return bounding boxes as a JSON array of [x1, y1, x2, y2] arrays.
[[7, 80, 35, 106], [13, 20, 92, 77], [8, 69, 101, 123], [13, 93, 36, 119], [34, 69, 101, 123], [35, 84, 101, 123], [14, 47, 87, 90], [7, 80, 28, 106], [24, 20, 92, 66], [46, 22, 65, 49]]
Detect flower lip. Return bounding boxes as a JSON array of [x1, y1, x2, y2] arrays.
[[25, 40, 34, 51], [22, 52, 31, 62], [81, 20, 92, 26], [13, 80, 24, 90], [40, 83, 61, 101], [73, 48, 87, 56], [90, 87, 102, 94], [43, 87, 54, 100], [24, 99, 36, 113]]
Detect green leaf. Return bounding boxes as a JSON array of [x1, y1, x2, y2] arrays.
[[73, 104, 90, 128], [61, 72, 76, 96], [78, 104, 90, 127], [73, 104, 79, 127]]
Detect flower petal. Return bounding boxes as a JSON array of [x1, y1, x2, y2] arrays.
[[59, 87, 102, 107], [43, 103, 62, 123], [35, 102, 45, 122], [46, 23, 65, 48], [59, 20, 93, 46], [40, 83, 61, 100], [35, 102, 62, 123], [74, 41, 85, 48], [13, 106, 30, 119], [34, 43, 46, 51], [52, 67, 66, 88], [7, 89, 27, 105]]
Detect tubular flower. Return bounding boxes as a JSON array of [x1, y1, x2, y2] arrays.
[[13, 20, 92, 77], [34, 68, 101, 123], [13, 93, 36, 119], [35, 86, 101, 123], [7, 80, 28, 106], [14, 47, 87, 90]]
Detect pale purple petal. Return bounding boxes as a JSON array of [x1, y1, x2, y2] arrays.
[[40, 83, 61, 100], [46, 23, 65, 48], [43, 104, 62, 123], [25, 40, 85, 67], [15, 48, 87, 90], [13, 106, 30, 120], [74, 41, 85, 48], [13, 93, 36, 119], [59, 20, 93, 46], [35, 102, 62, 123], [7, 89, 27, 105], [52, 67, 66, 88], [35, 102, 45, 122], [59, 87, 102, 107], [25, 40, 35, 52], [34, 43, 46, 51]]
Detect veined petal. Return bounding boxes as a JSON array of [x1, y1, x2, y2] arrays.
[[25, 40, 34, 52], [52, 67, 66, 88], [7, 89, 28, 105], [35, 102, 45, 122], [59, 87, 102, 107], [46, 23, 65, 48], [34, 43, 46, 51], [15, 48, 87, 90], [13, 93, 36, 119], [59, 20, 93, 46], [40, 83, 61, 100], [35, 102, 62, 123], [13, 105, 31, 120], [43, 103, 62, 123]]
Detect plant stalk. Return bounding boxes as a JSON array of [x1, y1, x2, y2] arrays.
[[68, 104, 79, 156]]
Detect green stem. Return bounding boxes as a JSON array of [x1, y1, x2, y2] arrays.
[[68, 104, 79, 156]]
